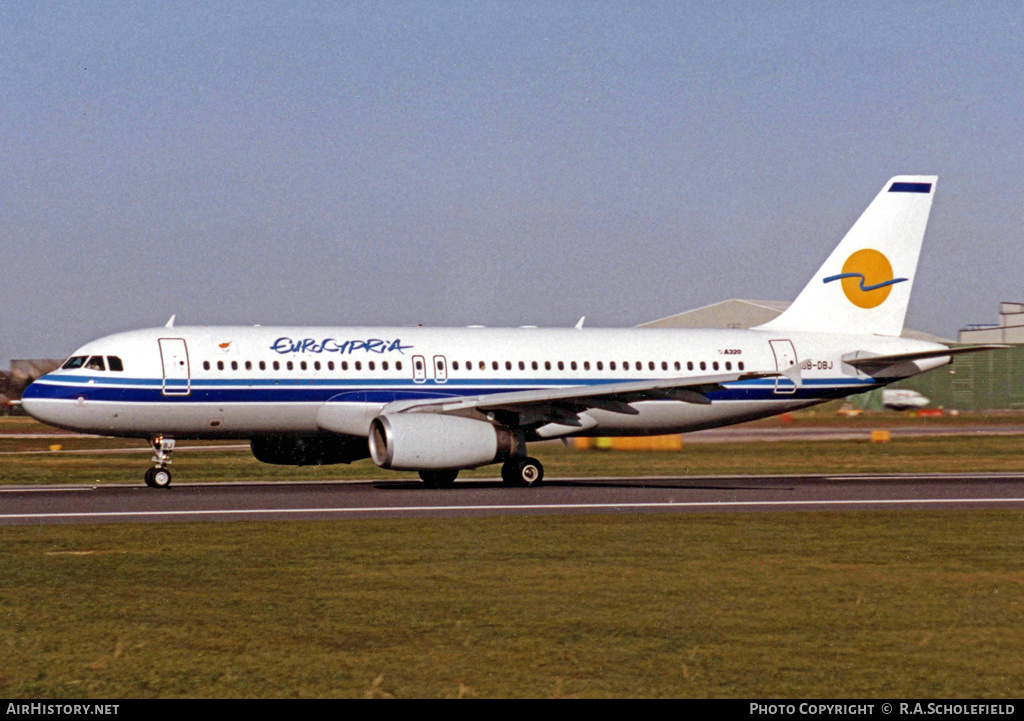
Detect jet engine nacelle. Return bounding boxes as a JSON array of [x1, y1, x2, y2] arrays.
[[369, 414, 519, 471], [250, 434, 370, 466]]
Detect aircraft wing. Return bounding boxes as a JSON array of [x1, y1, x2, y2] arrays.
[[379, 370, 779, 428]]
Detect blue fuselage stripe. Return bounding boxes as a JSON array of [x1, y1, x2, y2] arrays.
[[24, 376, 879, 405]]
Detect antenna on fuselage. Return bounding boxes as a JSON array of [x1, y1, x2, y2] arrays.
[[165, 315, 176, 328], [575, 316, 585, 330]]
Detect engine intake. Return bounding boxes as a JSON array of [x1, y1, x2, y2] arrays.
[[369, 414, 518, 471]]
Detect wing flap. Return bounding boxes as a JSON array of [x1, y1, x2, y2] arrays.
[[379, 370, 777, 424]]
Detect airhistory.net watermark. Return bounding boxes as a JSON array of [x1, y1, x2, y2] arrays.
[[6, 705, 119, 716]]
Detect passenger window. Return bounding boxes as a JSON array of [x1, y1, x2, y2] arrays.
[[382, 361, 389, 371], [687, 361, 694, 371], [107, 356, 124, 372], [584, 361, 591, 371], [246, 361, 253, 371], [738, 361, 745, 371], [369, 361, 376, 371], [506, 361, 512, 370], [557, 361, 564, 371], [287, 361, 294, 371], [624, 362, 630, 370], [699, 362, 706, 371], [299, 361, 306, 371], [597, 361, 604, 371], [273, 361, 280, 371], [713, 362, 719, 371], [492, 361, 498, 371], [217, 361, 225, 371], [519, 361, 525, 370], [62, 356, 88, 370], [260, 361, 267, 371], [231, 361, 239, 371], [203, 361, 211, 371], [453, 361, 460, 371], [609, 361, 616, 371], [396, 361, 403, 371], [725, 362, 732, 370], [544, 361, 551, 371], [571, 361, 578, 371], [86, 356, 106, 371], [327, 361, 334, 371], [355, 361, 362, 371]]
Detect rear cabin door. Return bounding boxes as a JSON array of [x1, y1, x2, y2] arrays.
[[159, 338, 191, 396], [769, 339, 798, 395]]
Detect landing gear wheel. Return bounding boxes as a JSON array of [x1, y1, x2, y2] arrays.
[[146, 436, 175, 489], [419, 469, 458, 488], [502, 457, 544, 487], [145, 467, 172, 489], [500, 462, 518, 485]]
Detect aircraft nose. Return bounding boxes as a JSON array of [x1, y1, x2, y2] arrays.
[[20, 380, 49, 420], [19, 379, 80, 431]]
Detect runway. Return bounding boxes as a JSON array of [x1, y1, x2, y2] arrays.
[[3, 472, 1024, 525]]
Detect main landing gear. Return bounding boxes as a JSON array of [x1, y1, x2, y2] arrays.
[[416, 456, 545, 488], [418, 469, 459, 488], [501, 457, 544, 487], [145, 436, 175, 488]]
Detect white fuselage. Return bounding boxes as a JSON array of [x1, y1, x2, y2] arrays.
[[22, 324, 949, 441]]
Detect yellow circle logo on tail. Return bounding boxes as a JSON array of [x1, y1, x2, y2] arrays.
[[823, 249, 908, 309]]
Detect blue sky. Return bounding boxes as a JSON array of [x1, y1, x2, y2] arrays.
[[2, 1, 1022, 361]]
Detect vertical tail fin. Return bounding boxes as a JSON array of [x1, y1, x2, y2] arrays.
[[756, 175, 937, 336]]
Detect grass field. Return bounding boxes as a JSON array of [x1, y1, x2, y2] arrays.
[[3, 512, 1024, 698], [2, 414, 1024, 698]]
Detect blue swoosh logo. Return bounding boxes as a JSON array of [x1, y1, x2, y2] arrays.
[[822, 273, 908, 292]]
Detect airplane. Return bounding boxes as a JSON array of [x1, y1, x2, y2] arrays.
[[20, 175, 1000, 489], [882, 388, 930, 410]]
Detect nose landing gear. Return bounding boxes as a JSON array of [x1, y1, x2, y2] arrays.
[[145, 436, 175, 488]]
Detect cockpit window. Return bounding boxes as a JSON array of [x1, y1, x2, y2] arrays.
[[107, 356, 124, 372], [85, 356, 106, 371], [62, 356, 88, 370]]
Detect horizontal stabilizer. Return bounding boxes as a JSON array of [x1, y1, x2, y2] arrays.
[[844, 344, 1008, 370]]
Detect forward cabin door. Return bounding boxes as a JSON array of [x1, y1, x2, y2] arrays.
[[159, 338, 191, 396], [769, 339, 798, 395]]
